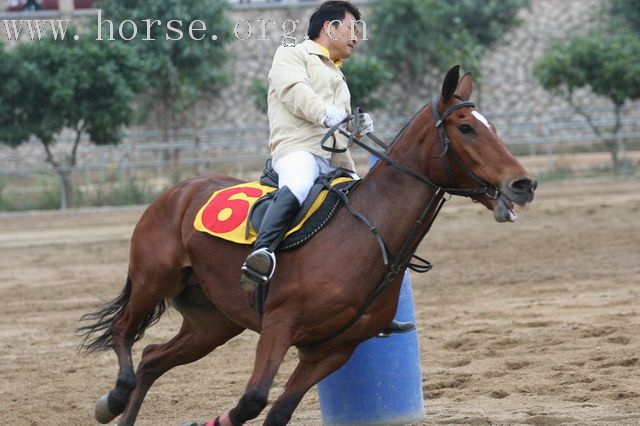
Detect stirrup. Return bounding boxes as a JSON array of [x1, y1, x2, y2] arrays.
[[376, 320, 416, 338], [240, 248, 276, 292]]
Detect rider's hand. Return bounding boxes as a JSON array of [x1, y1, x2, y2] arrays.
[[323, 106, 349, 128], [358, 113, 374, 135]]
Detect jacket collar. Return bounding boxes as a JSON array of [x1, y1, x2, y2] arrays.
[[302, 39, 343, 68]]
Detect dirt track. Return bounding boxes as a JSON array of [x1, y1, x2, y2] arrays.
[[1, 178, 639, 425]]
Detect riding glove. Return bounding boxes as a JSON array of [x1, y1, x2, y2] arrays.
[[357, 112, 374, 135], [323, 106, 349, 128]]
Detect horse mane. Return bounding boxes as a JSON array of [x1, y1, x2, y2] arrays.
[[388, 104, 431, 148]]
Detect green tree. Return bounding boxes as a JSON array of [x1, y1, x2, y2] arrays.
[[607, 0, 640, 33], [0, 32, 146, 209], [249, 79, 269, 115], [342, 56, 393, 112], [99, 0, 233, 153], [534, 32, 640, 172], [369, 0, 528, 109], [447, 0, 530, 48]]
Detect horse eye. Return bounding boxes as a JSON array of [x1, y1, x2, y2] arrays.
[[458, 124, 474, 135]]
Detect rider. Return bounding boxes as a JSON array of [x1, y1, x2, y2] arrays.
[[240, 1, 414, 336]]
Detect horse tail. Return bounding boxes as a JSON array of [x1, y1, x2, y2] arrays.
[[77, 276, 167, 353]]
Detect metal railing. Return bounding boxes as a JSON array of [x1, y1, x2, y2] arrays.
[[1, 106, 639, 210]]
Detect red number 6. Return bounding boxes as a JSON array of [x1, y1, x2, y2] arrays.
[[202, 186, 264, 233]]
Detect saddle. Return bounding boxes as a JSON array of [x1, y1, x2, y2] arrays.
[[194, 160, 357, 250]]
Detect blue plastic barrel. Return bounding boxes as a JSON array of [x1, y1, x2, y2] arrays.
[[317, 270, 425, 425]]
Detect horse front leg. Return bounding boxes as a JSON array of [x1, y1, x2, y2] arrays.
[[263, 344, 356, 426], [213, 318, 293, 426]]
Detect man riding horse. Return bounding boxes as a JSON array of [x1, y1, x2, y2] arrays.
[[239, 1, 414, 336]]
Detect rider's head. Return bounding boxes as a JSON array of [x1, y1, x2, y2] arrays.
[[307, 1, 362, 61]]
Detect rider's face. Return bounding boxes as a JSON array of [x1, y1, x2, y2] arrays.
[[325, 12, 359, 60]]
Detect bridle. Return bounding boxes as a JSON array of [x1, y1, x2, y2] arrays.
[[301, 97, 502, 348], [431, 95, 500, 199], [320, 96, 500, 200]]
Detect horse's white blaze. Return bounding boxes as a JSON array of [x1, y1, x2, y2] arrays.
[[471, 110, 491, 129]]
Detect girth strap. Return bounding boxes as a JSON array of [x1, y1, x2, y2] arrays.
[[327, 181, 389, 266], [299, 187, 445, 349]]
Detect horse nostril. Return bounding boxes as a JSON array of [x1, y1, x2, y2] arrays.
[[509, 178, 536, 193]]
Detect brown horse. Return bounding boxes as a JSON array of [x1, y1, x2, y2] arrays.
[[79, 66, 536, 426]]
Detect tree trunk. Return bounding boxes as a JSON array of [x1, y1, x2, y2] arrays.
[[41, 139, 71, 209], [56, 167, 72, 210], [612, 104, 628, 175], [161, 92, 172, 163], [567, 97, 620, 173], [171, 116, 180, 169]]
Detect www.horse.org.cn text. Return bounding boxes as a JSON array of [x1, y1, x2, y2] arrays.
[[0, 10, 368, 46]]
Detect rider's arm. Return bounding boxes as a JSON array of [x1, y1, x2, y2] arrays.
[[268, 46, 330, 126]]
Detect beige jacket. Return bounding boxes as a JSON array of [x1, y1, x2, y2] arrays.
[[267, 40, 355, 171]]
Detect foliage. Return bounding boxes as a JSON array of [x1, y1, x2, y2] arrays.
[[534, 33, 640, 105], [0, 176, 62, 212], [0, 177, 9, 211], [99, 0, 234, 129], [249, 79, 268, 115], [446, 0, 530, 48], [0, 29, 147, 207], [369, 0, 529, 95], [80, 180, 155, 207], [342, 56, 393, 112], [534, 27, 640, 172], [1, 29, 146, 146], [607, 0, 640, 34]]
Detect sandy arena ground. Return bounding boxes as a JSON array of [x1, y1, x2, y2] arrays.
[[1, 178, 639, 425]]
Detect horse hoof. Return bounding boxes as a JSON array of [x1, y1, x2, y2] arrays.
[[95, 392, 117, 424]]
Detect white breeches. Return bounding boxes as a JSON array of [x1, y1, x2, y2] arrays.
[[273, 151, 358, 204]]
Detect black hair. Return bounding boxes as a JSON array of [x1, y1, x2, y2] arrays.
[[307, 1, 361, 40]]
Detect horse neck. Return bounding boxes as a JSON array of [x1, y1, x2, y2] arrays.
[[352, 107, 444, 254]]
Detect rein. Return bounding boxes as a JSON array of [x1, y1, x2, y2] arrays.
[[320, 97, 500, 199], [301, 97, 497, 349]]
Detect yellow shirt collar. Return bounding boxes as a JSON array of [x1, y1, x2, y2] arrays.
[[313, 41, 343, 68]]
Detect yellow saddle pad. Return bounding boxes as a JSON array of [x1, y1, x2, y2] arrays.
[[194, 178, 352, 245]]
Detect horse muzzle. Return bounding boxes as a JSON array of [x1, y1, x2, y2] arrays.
[[493, 177, 537, 223]]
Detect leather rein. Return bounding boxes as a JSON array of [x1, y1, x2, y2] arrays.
[[301, 97, 499, 348], [320, 96, 500, 199]]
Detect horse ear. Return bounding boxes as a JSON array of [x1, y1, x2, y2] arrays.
[[441, 65, 460, 103], [456, 72, 473, 100]]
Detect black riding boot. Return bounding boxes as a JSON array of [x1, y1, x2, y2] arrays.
[[240, 186, 300, 291]]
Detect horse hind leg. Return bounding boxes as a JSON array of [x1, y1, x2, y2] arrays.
[[83, 271, 179, 424], [117, 288, 245, 426]]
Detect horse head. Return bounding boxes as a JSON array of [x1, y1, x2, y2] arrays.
[[425, 65, 537, 222]]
